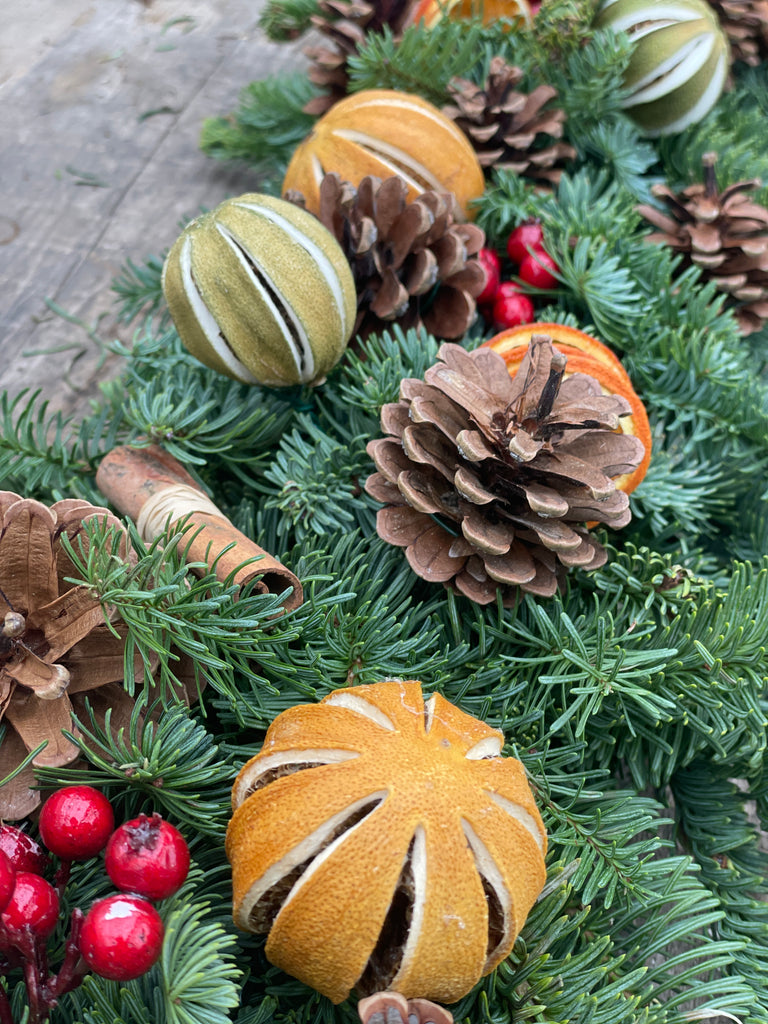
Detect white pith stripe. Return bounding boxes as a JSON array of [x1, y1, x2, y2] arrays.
[[647, 51, 728, 135], [624, 35, 714, 104], [461, 819, 512, 967], [324, 692, 396, 730], [311, 153, 324, 188], [276, 791, 387, 911], [332, 129, 445, 193], [234, 200, 352, 340], [240, 791, 386, 929], [488, 791, 546, 852], [214, 223, 315, 383], [606, 4, 702, 32], [347, 95, 469, 142], [391, 825, 427, 990], [232, 748, 360, 807], [465, 735, 503, 759], [178, 236, 259, 384]]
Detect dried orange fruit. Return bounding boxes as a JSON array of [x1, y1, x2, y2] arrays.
[[282, 90, 485, 221], [484, 323, 652, 494], [411, 0, 532, 29], [226, 680, 547, 1004]]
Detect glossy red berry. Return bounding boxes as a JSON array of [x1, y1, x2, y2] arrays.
[[79, 894, 164, 981], [518, 248, 560, 289], [0, 850, 16, 915], [476, 247, 501, 305], [0, 825, 48, 875], [506, 220, 544, 265], [492, 282, 535, 329], [1, 872, 60, 939], [38, 786, 115, 862], [105, 813, 190, 901]]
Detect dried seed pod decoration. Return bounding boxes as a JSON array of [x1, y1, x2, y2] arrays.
[[358, 991, 454, 1024], [226, 680, 547, 1005], [161, 193, 357, 387]]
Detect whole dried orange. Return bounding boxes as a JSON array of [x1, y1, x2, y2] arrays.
[[484, 323, 652, 494], [226, 680, 547, 1004], [411, 0, 532, 29], [282, 90, 485, 221]]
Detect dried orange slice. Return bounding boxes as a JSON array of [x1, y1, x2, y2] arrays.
[[226, 680, 547, 1004], [411, 0, 532, 29], [483, 324, 652, 494]]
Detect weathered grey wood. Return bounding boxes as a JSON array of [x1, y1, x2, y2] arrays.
[[0, 0, 305, 421]]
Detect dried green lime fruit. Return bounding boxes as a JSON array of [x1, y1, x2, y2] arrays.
[[595, 0, 731, 137], [161, 193, 357, 387]]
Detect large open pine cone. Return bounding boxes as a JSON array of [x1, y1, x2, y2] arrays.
[[706, 0, 768, 64], [304, 0, 415, 114], [443, 58, 576, 186], [637, 153, 768, 334], [286, 172, 487, 339], [365, 337, 645, 604]]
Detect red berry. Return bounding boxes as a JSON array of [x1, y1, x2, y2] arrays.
[[1, 872, 60, 939], [476, 247, 501, 305], [506, 220, 544, 265], [79, 894, 164, 981], [492, 282, 535, 330], [0, 850, 16, 915], [38, 786, 115, 862], [0, 825, 48, 875], [105, 814, 190, 901], [518, 248, 560, 290]]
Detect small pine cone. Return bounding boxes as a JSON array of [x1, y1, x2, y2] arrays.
[[443, 57, 576, 187], [637, 153, 768, 334], [304, 0, 415, 114], [707, 0, 768, 65], [365, 336, 645, 605], [286, 172, 487, 340]]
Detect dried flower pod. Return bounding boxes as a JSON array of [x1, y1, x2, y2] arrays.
[[162, 193, 357, 387], [0, 495, 133, 819], [227, 680, 547, 1004]]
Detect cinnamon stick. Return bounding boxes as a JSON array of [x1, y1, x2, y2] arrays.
[[96, 445, 303, 611]]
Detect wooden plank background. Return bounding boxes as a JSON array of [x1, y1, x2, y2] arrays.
[[0, 0, 303, 421]]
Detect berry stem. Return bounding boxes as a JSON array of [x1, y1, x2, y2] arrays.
[[0, 983, 14, 1024], [47, 910, 87, 999], [53, 860, 71, 900]]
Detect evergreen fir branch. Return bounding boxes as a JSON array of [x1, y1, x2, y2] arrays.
[[333, 326, 441, 426], [60, 516, 312, 706], [199, 73, 318, 173], [575, 118, 660, 202], [256, 413, 372, 541], [346, 22, 485, 105], [258, 0, 319, 41], [157, 891, 242, 1024], [0, 388, 129, 502], [33, 698, 235, 836], [111, 254, 168, 327], [672, 761, 768, 1018]]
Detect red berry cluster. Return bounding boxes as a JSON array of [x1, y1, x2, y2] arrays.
[[476, 220, 560, 331], [0, 787, 190, 1024]]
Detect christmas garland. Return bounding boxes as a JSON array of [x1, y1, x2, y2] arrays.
[[2, 0, 768, 1022]]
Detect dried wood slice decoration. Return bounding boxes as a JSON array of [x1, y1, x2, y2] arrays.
[[226, 680, 547, 1004]]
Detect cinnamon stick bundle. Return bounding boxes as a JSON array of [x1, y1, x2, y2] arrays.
[[96, 445, 303, 611]]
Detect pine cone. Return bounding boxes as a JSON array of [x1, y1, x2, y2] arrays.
[[304, 0, 415, 114], [365, 337, 645, 605], [637, 153, 768, 334], [443, 57, 576, 186], [707, 0, 768, 64], [286, 172, 487, 339]]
